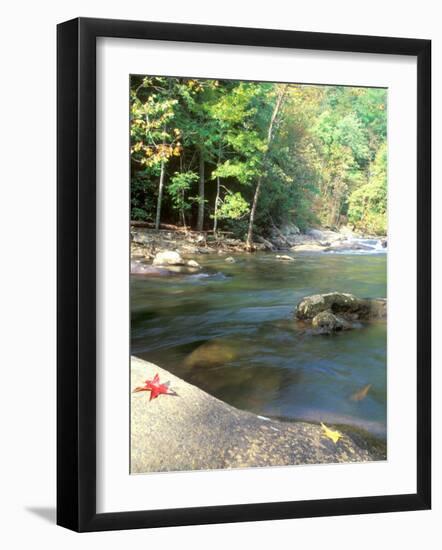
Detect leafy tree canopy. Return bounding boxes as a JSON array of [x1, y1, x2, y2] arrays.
[[130, 77, 387, 237]]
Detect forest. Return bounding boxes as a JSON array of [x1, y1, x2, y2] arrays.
[[130, 76, 387, 247]]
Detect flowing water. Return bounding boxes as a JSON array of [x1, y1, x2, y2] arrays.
[[131, 245, 387, 438]]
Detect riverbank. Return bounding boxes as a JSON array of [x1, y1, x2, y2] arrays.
[[130, 223, 387, 270], [131, 356, 386, 473]]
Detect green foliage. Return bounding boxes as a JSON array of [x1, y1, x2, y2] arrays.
[[215, 191, 250, 220], [222, 217, 250, 240], [348, 143, 387, 234], [130, 77, 387, 237], [130, 171, 156, 221], [167, 171, 199, 214], [211, 160, 256, 186], [130, 77, 182, 168]]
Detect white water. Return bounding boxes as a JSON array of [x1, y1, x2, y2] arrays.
[[326, 237, 387, 255]]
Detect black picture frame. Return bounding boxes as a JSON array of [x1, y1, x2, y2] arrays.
[[57, 17, 431, 532]]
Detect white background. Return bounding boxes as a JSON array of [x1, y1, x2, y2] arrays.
[[97, 39, 417, 513], [0, 0, 440, 548]]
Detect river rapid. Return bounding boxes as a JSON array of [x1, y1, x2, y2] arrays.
[[131, 243, 387, 438]]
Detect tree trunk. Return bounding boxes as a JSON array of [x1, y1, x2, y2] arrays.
[[181, 208, 187, 230], [181, 188, 187, 232], [328, 180, 342, 228], [245, 86, 287, 251], [245, 175, 263, 250], [179, 154, 187, 232], [213, 175, 220, 235], [213, 143, 222, 235], [155, 159, 166, 230], [196, 152, 205, 232]]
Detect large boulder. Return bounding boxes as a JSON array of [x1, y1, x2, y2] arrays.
[[152, 250, 185, 266], [296, 292, 386, 321], [131, 356, 385, 473]]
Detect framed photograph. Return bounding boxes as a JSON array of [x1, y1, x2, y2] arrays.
[[57, 17, 431, 532]]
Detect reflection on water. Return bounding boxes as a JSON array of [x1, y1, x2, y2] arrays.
[[131, 252, 387, 438]]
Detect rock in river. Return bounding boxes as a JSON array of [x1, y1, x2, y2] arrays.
[[152, 250, 186, 266], [311, 311, 350, 333], [186, 259, 201, 269], [296, 292, 387, 322]]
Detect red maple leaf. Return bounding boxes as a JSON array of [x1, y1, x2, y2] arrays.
[[133, 373, 176, 401]]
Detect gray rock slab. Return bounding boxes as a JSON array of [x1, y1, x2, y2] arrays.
[[131, 356, 385, 474]]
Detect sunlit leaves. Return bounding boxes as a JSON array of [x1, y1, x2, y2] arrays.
[[129, 76, 387, 236], [215, 191, 250, 221], [348, 142, 387, 234], [212, 160, 258, 186], [167, 171, 199, 213]]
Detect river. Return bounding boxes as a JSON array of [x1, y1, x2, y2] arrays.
[[131, 245, 387, 438]]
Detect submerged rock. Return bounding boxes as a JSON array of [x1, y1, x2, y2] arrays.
[[350, 383, 372, 402], [152, 250, 185, 266], [296, 292, 387, 322], [225, 256, 236, 263], [183, 339, 239, 368]]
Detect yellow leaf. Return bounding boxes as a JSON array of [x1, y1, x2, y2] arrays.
[[320, 422, 342, 444]]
